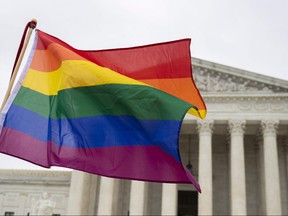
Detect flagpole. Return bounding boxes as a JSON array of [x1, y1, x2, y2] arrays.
[[0, 19, 37, 112]]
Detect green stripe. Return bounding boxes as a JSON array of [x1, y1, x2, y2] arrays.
[[13, 84, 193, 120]]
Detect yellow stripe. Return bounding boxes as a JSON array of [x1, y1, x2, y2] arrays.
[[188, 108, 206, 119], [22, 60, 148, 95]]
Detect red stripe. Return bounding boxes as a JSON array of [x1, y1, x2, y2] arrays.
[[36, 30, 192, 79], [85, 39, 192, 79]]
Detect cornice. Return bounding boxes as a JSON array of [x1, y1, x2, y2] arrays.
[[0, 169, 71, 177], [203, 94, 288, 104], [0, 170, 71, 186]]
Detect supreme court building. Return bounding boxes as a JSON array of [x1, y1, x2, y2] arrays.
[[0, 58, 288, 215]]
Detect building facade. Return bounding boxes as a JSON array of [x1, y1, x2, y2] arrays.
[[0, 170, 70, 215], [0, 58, 288, 215]]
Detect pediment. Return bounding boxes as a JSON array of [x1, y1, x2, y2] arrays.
[[192, 58, 288, 94]]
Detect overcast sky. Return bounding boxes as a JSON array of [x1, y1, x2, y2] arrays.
[[0, 0, 288, 170]]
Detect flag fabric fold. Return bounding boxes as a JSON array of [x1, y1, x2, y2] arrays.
[[0, 30, 206, 192]]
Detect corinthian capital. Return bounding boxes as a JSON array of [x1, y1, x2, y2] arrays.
[[197, 119, 214, 134], [261, 120, 279, 136], [228, 119, 246, 135]]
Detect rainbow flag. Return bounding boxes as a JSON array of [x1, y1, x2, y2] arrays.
[[0, 30, 206, 192]]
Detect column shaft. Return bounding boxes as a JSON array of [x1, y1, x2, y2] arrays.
[[67, 170, 98, 215], [129, 181, 147, 215], [97, 176, 116, 215], [261, 120, 282, 215], [161, 183, 177, 215], [0, 193, 4, 214], [197, 119, 213, 215], [229, 120, 246, 215]]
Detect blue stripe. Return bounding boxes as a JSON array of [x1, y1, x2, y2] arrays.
[[4, 105, 182, 161]]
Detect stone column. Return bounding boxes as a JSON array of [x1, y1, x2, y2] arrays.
[[197, 119, 214, 215], [0, 192, 5, 214], [280, 140, 288, 216], [161, 183, 177, 215], [285, 138, 288, 216], [67, 170, 98, 215], [97, 176, 116, 215], [286, 138, 288, 198], [129, 181, 147, 215], [255, 137, 266, 215], [228, 120, 247, 215], [261, 120, 282, 215]]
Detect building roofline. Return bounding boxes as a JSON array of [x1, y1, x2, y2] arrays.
[[192, 57, 288, 89]]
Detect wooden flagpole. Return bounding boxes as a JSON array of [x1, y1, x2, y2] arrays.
[[0, 19, 37, 112]]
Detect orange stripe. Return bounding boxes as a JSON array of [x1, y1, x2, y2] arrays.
[[140, 77, 206, 110], [30, 43, 86, 72]]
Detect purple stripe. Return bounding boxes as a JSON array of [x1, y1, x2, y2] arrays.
[[0, 127, 201, 192], [0, 127, 49, 167]]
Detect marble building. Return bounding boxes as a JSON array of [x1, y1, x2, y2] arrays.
[[0, 58, 287, 215], [0, 170, 70, 215]]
